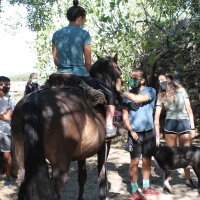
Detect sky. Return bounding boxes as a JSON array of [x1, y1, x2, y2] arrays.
[[0, 1, 38, 77]]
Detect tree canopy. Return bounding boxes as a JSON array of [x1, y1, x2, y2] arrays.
[[1, 0, 200, 88]]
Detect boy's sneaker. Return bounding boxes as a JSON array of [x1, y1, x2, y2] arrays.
[[142, 187, 160, 195], [185, 179, 197, 189], [132, 190, 147, 200], [105, 125, 117, 139], [4, 177, 12, 188]]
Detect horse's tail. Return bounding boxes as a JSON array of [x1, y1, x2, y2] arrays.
[[18, 98, 59, 200]]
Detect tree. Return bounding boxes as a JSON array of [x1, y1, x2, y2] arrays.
[[1, 0, 200, 88]]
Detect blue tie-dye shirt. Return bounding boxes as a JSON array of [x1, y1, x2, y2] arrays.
[[122, 86, 156, 132], [52, 26, 91, 77]]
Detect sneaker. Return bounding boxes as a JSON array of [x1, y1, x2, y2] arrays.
[[4, 177, 12, 188], [105, 125, 117, 139], [186, 179, 197, 189], [132, 190, 147, 200], [142, 187, 160, 195]]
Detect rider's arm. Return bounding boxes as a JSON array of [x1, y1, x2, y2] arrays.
[[84, 44, 91, 72], [52, 44, 58, 66]]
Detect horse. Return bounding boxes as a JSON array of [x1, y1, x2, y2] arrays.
[[11, 54, 121, 200]]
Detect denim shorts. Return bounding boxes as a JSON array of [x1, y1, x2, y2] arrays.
[[125, 129, 156, 159], [164, 119, 190, 134]]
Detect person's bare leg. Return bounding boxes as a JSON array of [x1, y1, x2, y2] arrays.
[[129, 159, 139, 183], [142, 157, 160, 195], [179, 133, 191, 180], [142, 158, 151, 181], [105, 105, 117, 138], [165, 134, 178, 180], [3, 152, 12, 177], [105, 105, 115, 126]]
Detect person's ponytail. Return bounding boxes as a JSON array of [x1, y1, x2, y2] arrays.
[[73, 0, 79, 7]]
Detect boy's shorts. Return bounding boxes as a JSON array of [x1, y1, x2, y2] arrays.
[[125, 129, 156, 159], [0, 133, 12, 152]]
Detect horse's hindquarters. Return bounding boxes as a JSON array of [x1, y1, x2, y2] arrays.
[[37, 89, 105, 162], [72, 112, 105, 160]]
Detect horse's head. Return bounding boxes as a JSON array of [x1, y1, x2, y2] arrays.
[[90, 53, 121, 88]]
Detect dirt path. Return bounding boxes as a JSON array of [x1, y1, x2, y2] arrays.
[[0, 146, 199, 200]]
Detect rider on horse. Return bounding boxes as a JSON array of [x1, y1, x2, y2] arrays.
[[51, 0, 121, 139]]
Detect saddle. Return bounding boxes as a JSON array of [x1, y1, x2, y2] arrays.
[[44, 73, 107, 107]]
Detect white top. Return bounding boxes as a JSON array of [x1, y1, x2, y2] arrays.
[[156, 88, 189, 120]]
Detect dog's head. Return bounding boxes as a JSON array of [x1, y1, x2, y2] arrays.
[[151, 144, 165, 157], [153, 145, 174, 161]]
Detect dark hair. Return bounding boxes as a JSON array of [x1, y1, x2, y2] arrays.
[[29, 73, 37, 79], [66, 0, 86, 22], [0, 76, 10, 83], [164, 73, 173, 81], [132, 68, 147, 80], [28, 73, 38, 84], [132, 68, 148, 86], [159, 72, 174, 81]]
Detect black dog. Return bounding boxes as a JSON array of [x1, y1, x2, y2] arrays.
[[153, 145, 200, 194]]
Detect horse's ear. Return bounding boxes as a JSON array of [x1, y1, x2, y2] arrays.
[[113, 52, 118, 63], [95, 52, 101, 60]]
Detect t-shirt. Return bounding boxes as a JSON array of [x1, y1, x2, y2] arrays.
[[122, 86, 156, 132], [0, 94, 15, 136], [156, 88, 189, 120], [52, 26, 91, 77]]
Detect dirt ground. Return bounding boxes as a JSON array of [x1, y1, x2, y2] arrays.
[[1, 135, 200, 200]]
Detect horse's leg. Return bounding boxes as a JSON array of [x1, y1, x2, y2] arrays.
[[19, 167, 25, 183], [52, 163, 69, 198], [77, 159, 87, 200], [97, 141, 109, 200], [17, 166, 25, 200], [106, 140, 111, 159]]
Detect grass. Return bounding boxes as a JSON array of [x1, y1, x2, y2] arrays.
[[12, 91, 24, 104]]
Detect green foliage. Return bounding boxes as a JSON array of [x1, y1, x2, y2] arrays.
[[9, 73, 30, 81], [9, 72, 47, 84], [6, 0, 57, 31], [2, 0, 200, 87]]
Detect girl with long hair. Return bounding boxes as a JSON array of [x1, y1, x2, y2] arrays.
[[154, 73, 196, 189]]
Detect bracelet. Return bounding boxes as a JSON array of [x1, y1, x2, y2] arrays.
[[191, 128, 195, 130]]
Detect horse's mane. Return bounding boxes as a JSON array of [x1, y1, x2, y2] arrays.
[[89, 57, 118, 87]]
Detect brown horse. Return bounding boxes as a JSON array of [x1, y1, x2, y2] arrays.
[[11, 54, 121, 200]]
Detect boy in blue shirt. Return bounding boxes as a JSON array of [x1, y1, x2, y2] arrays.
[[117, 68, 159, 200]]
